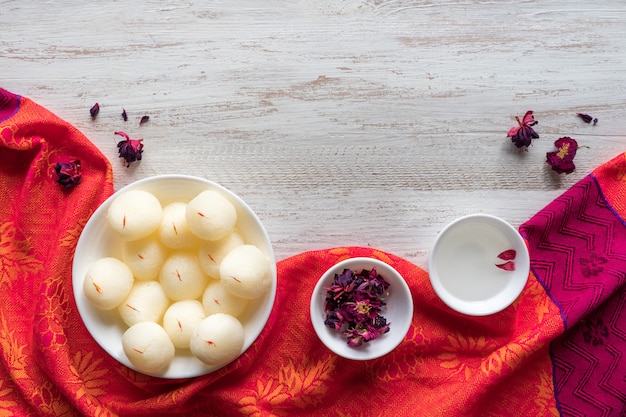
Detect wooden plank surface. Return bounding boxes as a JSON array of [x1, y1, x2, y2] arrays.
[[3, 1, 625, 266]]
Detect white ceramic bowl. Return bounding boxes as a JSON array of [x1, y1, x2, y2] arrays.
[[72, 175, 276, 378], [310, 257, 413, 361], [428, 214, 529, 316]]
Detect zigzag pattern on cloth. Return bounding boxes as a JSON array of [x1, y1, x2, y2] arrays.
[[521, 174, 626, 417]]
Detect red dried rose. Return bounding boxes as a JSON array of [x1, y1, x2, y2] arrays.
[[54, 160, 82, 189], [546, 137, 578, 174], [507, 110, 539, 149], [114, 131, 144, 167]]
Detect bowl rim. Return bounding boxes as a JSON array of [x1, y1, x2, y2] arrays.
[[72, 174, 277, 378], [309, 257, 413, 361], [428, 213, 529, 316]]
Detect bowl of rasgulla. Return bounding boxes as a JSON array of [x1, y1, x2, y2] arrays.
[[72, 175, 277, 378]]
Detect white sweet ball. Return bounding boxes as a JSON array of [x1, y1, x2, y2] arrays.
[[107, 190, 163, 241], [162, 300, 206, 349], [185, 190, 237, 241], [189, 313, 244, 366], [202, 281, 249, 317], [122, 236, 167, 281], [118, 281, 170, 327], [159, 251, 209, 301], [219, 245, 272, 299], [83, 257, 134, 310], [122, 322, 175, 374], [158, 202, 200, 249], [197, 231, 244, 279]]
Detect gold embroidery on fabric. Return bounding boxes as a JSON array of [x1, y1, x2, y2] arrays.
[[534, 368, 560, 416], [0, 378, 18, 412], [73, 351, 108, 396], [36, 278, 70, 351], [238, 355, 337, 415], [72, 351, 112, 414], [438, 330, 542, 380], [60, 218, 88, 248], [437, 333, 495, 381], [329, 248, 352, 263], [117, 365, 152, 386], [0, 126, 19, 148], [0, 312, 28, 381], [480, 332, 540, 376], [0, 221, 43, 289], [371, 250, 394, 265], [522, 276, 553, 322], [372, 325, 429, 381], [33, 381, 75, 417]]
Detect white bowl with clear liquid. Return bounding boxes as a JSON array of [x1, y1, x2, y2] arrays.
[[428, 214, 529, 316]]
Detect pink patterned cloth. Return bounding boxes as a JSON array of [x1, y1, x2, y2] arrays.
[[520, 155, 626, 416]]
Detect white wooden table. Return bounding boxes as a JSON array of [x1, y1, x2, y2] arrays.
[[3, 1, 625, 267]]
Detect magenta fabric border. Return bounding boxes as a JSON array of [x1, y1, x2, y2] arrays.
[[520, 174, 626, 416], [0, 88, 21, 122]]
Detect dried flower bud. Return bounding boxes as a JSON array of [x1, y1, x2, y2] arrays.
[[577, 113, 598, 125], [114, 131, 144, 168], [507, 110, 539, 149], [122, 108, 128, 121], [54, 160, 82, 189], [139, 115, 150, 125], [90, 103, 100, 118]]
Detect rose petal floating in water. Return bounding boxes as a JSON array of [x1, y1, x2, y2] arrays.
[[497, 249, 516, 261], [495, 261, 515, 271]]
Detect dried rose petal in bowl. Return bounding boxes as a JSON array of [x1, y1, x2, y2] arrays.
[[323, 267, 390, 347], [310, 257, 413, 361]]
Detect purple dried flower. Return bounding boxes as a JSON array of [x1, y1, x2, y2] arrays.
[[122, 108, 128, 121], [507, 110, 539, 149], [90, 103, 100, 118], [323, 267, 391, 347], [546, 136, 578, 174], [577, 113, 598, 125], [54, 160, 82, 189], [114, 131, 144, 167], [139, 115, 150, 125]]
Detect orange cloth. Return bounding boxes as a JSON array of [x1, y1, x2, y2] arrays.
[[0, 88, 564, 416]]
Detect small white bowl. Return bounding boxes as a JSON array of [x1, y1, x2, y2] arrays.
[[310, 257, 413, 361], [428, 214, 529, 316], [72, 175, 276, 378]]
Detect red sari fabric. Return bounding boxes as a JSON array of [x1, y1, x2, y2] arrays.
[[0, 88, 623, 416]]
